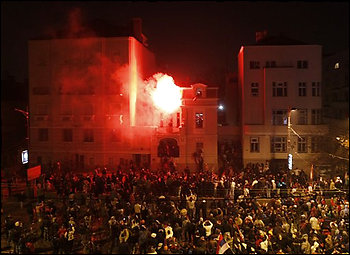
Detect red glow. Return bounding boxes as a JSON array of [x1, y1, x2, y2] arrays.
[[151, 74, 182, 114]]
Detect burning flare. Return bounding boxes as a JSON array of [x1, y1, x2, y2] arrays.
[[151, 74, 182, 114]]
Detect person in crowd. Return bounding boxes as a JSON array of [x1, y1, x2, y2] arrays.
[[2, 163, 349, 254]]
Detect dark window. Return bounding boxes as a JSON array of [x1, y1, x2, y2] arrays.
[[265, 61, 276, 68], [272, 82, 287, 97], [250, 61, 260, 69], [311, 109, 322, 125], [297, 60, 308, 69], [63, 129, 73, 142], [297, 109, 308, 125], [298, 82, 307, 96], [312, 82, 321, 96], [311, 136, 322, 153], [176, 112, 180, 127], [270, 136, 287, 153], [250, 137, 260, 152], [38, 128, 48, 142], [83, 129, 94, 142], [195, 113, 204, 128], [251, 83, 259, 96], [272, 110, 288, 125], [297, 137, 307, 153]]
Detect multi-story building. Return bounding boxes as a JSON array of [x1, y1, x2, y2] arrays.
[[238, 32, 328, 174], [28, 19, 157, 171], [322, 49, 349, 175], [151, 84, 218, 171], [217, 72, 242, 170], [28, 19, 219, 172]]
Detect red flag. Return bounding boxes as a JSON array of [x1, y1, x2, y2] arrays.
[[216, 234, 223, 254]]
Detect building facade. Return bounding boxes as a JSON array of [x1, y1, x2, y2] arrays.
[[238, 35, 328, 174], [322, 49, 349, 175], [28, 24, 219, 172], [150, 84, 218, 171], [28, 34, 157, 171]]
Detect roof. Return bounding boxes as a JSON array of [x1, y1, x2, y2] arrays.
[[252, 34, 308, 46], [32, 18, 140, 41]]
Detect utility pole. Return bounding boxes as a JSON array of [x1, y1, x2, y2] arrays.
[[287, 107, 297, 192]]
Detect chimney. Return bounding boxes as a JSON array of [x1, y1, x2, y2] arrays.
[[132, 17, 142, 42], [256, 30, 268, 43]]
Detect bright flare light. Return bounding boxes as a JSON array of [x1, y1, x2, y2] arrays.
[[152, 74, 182, 114]]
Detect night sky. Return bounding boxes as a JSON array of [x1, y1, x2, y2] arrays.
[[1, 1, 349, 85]]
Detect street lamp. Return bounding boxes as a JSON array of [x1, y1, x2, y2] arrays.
[[287, 107, 297, 190], [14, 107, 29, 140]]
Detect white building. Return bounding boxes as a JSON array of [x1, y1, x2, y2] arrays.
[[238, 33, 328, 174]]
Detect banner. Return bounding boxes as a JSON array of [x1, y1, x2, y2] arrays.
[[27, 165, 41, 181]]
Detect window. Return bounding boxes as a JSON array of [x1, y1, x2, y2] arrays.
[[38, 128, 48, 142], [312, 82, 321, 96], [83, 129, 94, 142], [195, 113, 204, 128], [265, 61, 276, 68], [111, 129, 121, 142], [297, 60, 308, 69], [250, 61, 260, 69], [311, 136, 322, 153], [334, 62, 339, 69], [63, 129, 73, 142], [176, 112, 180, 127], [297, 109, 308, 125], [272, 82, 287, 97], [250, 137, 260, 152], [298, 82, 307, 96], [297, 137, 307, 153], [251, 83, 259, 96], [311, 109, 322, 125], [270, 136, 287, 153], [272, 110, 288, 125]]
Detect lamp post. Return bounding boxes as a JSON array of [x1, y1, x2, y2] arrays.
[[287, 107, 297, 191], [15, 107, 29, 182], [14, 107, 29, 142]]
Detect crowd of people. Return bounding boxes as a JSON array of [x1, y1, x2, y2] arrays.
[[1, 162, 349, 254]]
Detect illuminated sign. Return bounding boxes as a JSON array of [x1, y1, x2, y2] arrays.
[[21, 150, 28, 164], [288, 153, 293, 170]]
